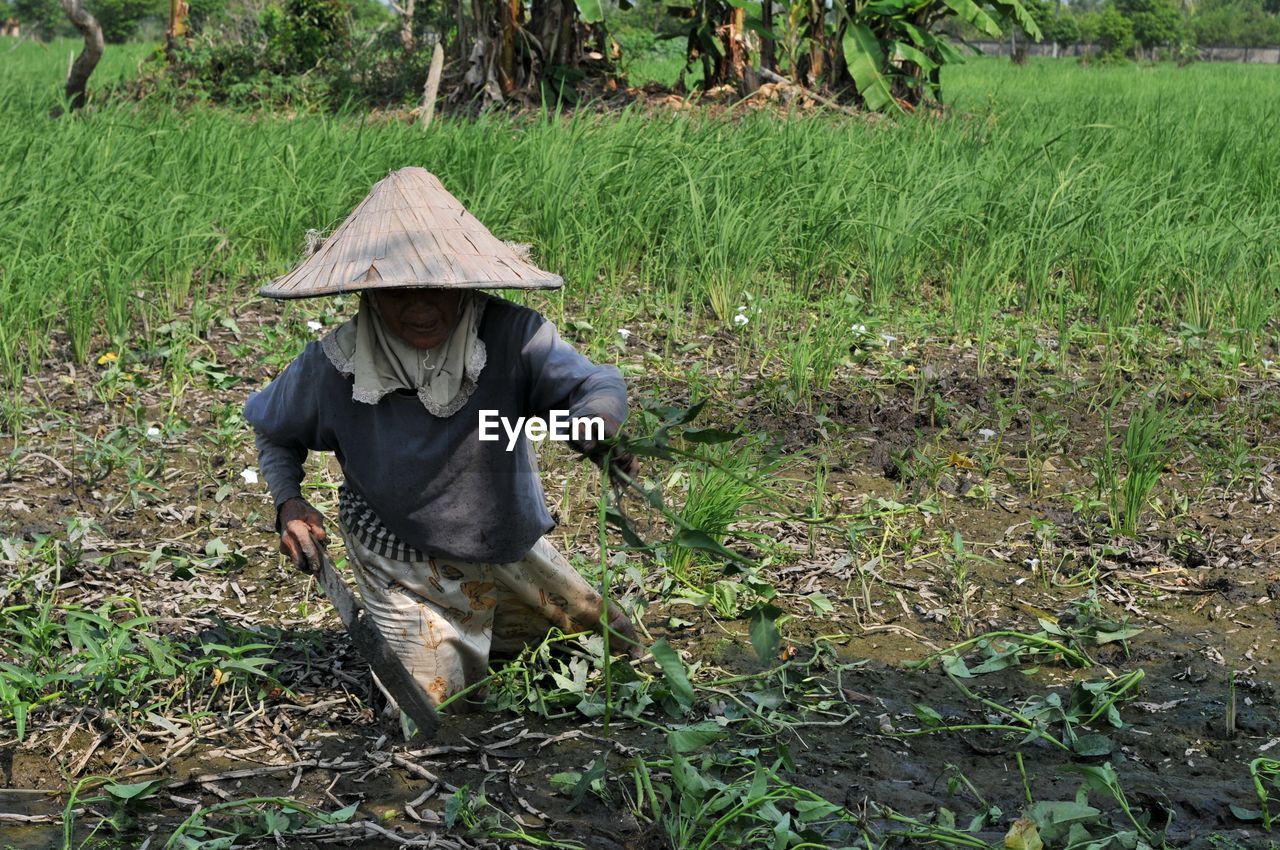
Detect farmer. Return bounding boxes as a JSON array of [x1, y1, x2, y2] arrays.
[[244, 167, 642, 712]]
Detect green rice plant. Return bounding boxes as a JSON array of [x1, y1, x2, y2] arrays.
[[1250, 758, 1280, 830], [4, 47, 1280, 402], [0, 535, 282, 739], [1092, 400, 1177, 536], [1117, 402, 1177, 536], [631, 750, 857, 850], [663, 441, 774, 586], [806, 458, 829, 557]]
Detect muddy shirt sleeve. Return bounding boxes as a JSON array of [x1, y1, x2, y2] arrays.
[[243, 343, 333, 509], [521, 313, 629, 429]]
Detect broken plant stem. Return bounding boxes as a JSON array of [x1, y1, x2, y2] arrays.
[[905, 630, 1092, 670]]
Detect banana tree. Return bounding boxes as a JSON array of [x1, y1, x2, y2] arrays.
[[839, 0, 1043, 109], [664, 0, 757, 90], [457, 0, 618, 102], [662, 0, 1042, 108]]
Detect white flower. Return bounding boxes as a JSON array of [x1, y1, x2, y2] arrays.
[[737, 305, 748, 313], [146, 426, 161, 438], [732, 313, 750, 327], [978, 428, 996, 441], [240, 468, 259, 485], [880, 333, 897, 345], [851, 323, 867, 334], [307, 320, 323, 332], [617, 328, 632, 340]]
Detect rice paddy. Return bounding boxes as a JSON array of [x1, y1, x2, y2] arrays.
[[1, 36, 1279, 850], [3, 43, 1279, 388]]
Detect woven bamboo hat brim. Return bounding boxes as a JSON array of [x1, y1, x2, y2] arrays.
[[260, 167, 562, 299]]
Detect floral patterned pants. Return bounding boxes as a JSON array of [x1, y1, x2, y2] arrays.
[[340, 529, 609, 710]]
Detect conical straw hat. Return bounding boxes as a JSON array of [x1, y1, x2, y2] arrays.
[[260, 167, 562, 298]]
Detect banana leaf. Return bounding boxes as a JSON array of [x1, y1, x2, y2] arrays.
[[575, 0, 604, 23], [891, 39, 937, 71], [991, 0, 1043, 40], [843, 23, 898, 112], [940, 0, 1002, 37]]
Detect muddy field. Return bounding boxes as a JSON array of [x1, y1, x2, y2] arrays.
[[2, 293, 1278, 849]]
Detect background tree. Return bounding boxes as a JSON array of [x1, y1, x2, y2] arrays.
[[13, 0, 68, 37], [1191, 0, 1280, 44], [1115, 0, 1181, 51], [91, 0, 163, 42], [1021, 0, 1079, 53], [59, 0, 104, 110], [1075, 8, 1101, 47], [1095, 3, 1134, 55]]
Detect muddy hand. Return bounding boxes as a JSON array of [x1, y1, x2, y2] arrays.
[[278, 497, 328, 573], [606, 606, 646, 660], [570, 414, 638, 483]]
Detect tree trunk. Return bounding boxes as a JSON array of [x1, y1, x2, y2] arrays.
[[556, 0, 575, 66], [806, 0, 825, 87], [420, 41, 444, 127], [399, 0, 416, 51], [497, 0, 521, 93], [531, 0, 576, 70], [165, 0, 188, 62], [723, 5, 753, 90], [761, 0, 775, 72], [59, 0, 103, 112]]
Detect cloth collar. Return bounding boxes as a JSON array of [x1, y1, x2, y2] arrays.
[[321, 291, 487, 417]]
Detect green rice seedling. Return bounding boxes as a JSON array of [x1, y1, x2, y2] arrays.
[[633, 749, 857, 850], [806, 458, 829, 557], [1250, 758, 1280, 830], [663, 441, 774, 586], [943, 531, 979, 639], [1091, 401, 1176, 536], [1117, 402, 1177, 536]]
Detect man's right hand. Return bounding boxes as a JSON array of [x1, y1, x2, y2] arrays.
[[278, 497, 328, 573]]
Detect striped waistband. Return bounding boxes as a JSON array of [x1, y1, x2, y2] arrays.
[[337, 485, 429, 563]]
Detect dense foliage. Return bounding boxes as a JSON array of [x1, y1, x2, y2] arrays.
[[6, 0, 1280, 113], [9, 0, 164, 41], [1008, 0, 1280, 54]]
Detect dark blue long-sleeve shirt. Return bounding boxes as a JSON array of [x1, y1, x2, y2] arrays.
[[243, 294, 628, 563]]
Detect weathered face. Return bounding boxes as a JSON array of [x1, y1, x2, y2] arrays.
[[370, 288, 464, 350]]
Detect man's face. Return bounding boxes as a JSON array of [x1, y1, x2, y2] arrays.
[[370, 288, 463, 350]]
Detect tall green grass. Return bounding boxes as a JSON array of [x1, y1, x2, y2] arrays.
[[2, 41, 1278, 397]]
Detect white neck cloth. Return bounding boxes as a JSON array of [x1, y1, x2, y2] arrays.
[[321, 291, 487, 417]]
